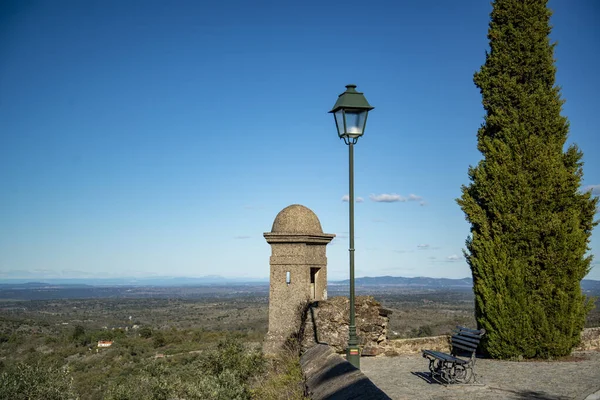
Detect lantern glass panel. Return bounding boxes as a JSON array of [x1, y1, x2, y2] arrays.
[[334, 110, 345, 137], [344, 109, 367, 137]]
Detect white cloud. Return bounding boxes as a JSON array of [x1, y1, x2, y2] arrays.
[[446, 254, 462, 262], [417, 244, 430, 250], [234, 235, 251, 239], [369, 193, 426, 203], [419, 201, 427, 206], [341, 195, 364, 203], [369, 193, 406, 202], [584, 184, 600, 195]]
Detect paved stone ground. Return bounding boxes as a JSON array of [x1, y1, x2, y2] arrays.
[[361, 351, 600, 400]]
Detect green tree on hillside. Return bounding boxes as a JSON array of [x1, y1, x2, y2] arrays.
[[0, 362, 77, 400], [458, 0, 598, 359]]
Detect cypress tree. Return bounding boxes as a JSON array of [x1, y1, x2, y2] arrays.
[[458, 0, 598, 359]]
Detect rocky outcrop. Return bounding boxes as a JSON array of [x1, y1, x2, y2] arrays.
[[302, 296, 392, 356]]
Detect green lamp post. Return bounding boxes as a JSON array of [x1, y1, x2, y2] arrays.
[[329, 84, 374, 369]]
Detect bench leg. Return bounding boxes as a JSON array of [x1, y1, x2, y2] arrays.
[[426, 358, 476, 385], [441, 362, 458, 384], [427, 358, 444, 384], [453, 364, 473, 383]]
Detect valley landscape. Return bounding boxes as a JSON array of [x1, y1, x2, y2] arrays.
[[1, 276, 599, 399]]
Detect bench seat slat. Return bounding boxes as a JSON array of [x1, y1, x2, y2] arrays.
[[423, 350, 468, 365], [454, 330, 484, 340], [452, 334, 480, 345], [452, 336, 478, 347], [451, 342, 478, 353], [451, 338, 478, 352]]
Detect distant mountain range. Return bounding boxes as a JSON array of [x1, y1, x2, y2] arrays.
[[332, 276, 600, 292], [0, 275, 268, 287], [0, 275, 598, 291], [332, 276, 474, 287]]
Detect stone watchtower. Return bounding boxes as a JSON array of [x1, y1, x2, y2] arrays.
[[263, 204, 335, 354]]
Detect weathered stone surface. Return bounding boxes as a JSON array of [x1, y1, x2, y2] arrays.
[[300, 344, 391, 400], [575, 327, 600, 352], [385, 327, 600, 356], [302, 295, 391, 356], [270, 204, 323, 234], [263, 204, 334, 356], [388, 335, 451, 355]]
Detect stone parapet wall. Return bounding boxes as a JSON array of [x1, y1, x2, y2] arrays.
[[389, 335, 451, 355], [387, 327, 600, 356], [300, 344, 390, 400]]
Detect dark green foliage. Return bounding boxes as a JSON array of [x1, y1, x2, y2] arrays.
[[104, 336, 264, 400], [458, 0, 598, 359], [72, 325, 85, 341], [252, 341, 307, 400], [138, 326, 152, 339], [410, 325, 433, 338], [152, 331, 166, 348], [0, 362, 77, 400], [197, 335, 265, 382]]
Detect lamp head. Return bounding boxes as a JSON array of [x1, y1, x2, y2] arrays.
[[329, 84, 374, 144]]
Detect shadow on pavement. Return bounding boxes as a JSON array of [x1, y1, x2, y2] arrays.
[[508, 390, 569, 400], [411, 371, 437, 384], [320, 376, 393, 400]]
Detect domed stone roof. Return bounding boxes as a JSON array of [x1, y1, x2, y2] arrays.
[[271, 204, 323, 234]]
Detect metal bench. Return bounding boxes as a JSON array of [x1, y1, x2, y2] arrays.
[[422, 326, 485, 384]]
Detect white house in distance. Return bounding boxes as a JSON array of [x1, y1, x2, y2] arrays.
[[97, 340, 113, 348]]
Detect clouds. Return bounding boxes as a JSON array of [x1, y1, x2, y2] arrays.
[[341, 192, 425, 204], [446, 254, 462, 262], [234, 235, 251, 239], [584, 184, 600, 195], [417, 244, 440, 250], [341, 195, 364, 203], [369, 193, 425, 203], [369, 193, 404, 202]]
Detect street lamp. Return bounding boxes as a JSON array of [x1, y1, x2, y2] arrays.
[[329, 84, 374, 369]]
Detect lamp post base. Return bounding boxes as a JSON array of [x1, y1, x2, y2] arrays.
[[346, 345, 360, 369]]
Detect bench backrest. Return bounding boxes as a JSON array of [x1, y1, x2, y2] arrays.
[[450, 326, 485, 359]]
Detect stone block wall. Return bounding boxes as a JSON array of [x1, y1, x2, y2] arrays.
[[302, 295, 392, 356]]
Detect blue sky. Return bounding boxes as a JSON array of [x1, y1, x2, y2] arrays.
[[1, 0, 599, 281]]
